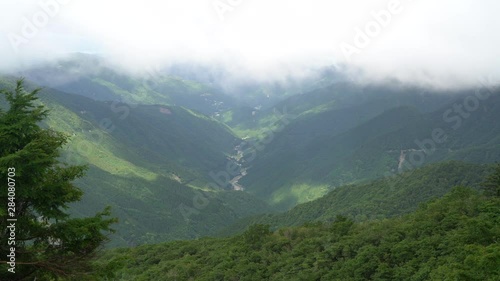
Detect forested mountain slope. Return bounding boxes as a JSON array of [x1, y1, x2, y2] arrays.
[[0, 77, 273, 247], [97, 180, 500, 280], [239, 85, 500, 209], [18, 53, 237, 115], [220, 161, 493, 235]]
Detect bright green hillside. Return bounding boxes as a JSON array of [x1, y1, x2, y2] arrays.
[[0, 77, 273, 247]]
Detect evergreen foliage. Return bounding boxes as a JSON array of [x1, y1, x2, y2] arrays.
[[0, 80, 116, 280], [482, 163, 500, 197]]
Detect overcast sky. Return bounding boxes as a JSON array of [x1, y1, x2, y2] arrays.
[[0, 0, 499, 88]]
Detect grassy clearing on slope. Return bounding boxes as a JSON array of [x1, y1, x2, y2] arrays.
[[43, 100, 158, 181], [270, 183, 329, 207]]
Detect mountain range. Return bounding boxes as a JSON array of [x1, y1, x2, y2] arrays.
[[2, 54, 499, 249]]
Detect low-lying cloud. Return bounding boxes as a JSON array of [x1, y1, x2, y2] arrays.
[[0, 0, 499, 89]]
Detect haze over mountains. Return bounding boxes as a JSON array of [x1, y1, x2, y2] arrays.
[[2, 0, 500, 88], [1, 53, 499, 247], [4, 55, 496, 278], [1, 1, 499, 280]]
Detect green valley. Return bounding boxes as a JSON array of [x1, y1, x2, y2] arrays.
[[1, 59, 499, 280], [1, 2, 499, 280]]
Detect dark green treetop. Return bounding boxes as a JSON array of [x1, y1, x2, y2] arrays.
[[482, 163, 500, 197], [0, 79, 116, 280]]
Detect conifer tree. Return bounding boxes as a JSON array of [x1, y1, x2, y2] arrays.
[[0, 79, 116, 280]]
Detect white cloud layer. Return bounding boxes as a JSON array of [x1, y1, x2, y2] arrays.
[[0, 0, 499, 88]]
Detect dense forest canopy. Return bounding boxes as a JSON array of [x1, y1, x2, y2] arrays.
[[97, 167, 500, 280]]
